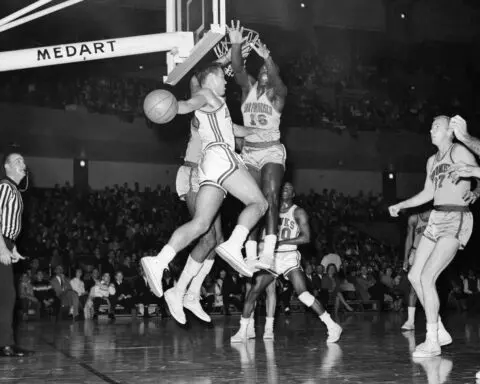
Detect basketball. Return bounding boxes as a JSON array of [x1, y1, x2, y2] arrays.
[[143, 89, 178, 124]]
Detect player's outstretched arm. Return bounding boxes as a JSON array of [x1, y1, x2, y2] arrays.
[[450, 115, 480, 157], [277, 208, 311, 247], [228, 20, 254, 92], [389, 157, 435, 217], [233, 123, 256, 138], [178, 89, 218, 114], [251, 41, 287, 99]]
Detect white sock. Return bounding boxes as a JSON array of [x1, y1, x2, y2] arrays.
[[187, 258, 214, 297], [175, 256, 203, 295], [157, 244, 177, 265], [319, 312, 336, 328], [407, 306, 416, 323], [249, 312, 255, 327], [228, 225, 250, 248], [240, 317, 250, 331], [245, 240, 258, 260], [262, 235, 277, 258], [265, 316, 274, 329], [426, 323, 439, 342]]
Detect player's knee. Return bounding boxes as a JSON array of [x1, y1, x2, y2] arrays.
[[419, 273, 434, 287], [298, 291, 315, 308], [256, 197, 269, 216], [190, 218, 211, 238], [407, 271, 420, 287]]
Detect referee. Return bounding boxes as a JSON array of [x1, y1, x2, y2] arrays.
[[0, 151, 33, 357]]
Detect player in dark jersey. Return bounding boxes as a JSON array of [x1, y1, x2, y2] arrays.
[[389, 115, 478, 358], [401, 210, 431, 331]]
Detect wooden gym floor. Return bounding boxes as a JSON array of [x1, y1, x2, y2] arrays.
[[1, 312, 479, 383]]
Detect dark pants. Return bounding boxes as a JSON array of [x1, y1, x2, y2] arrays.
[[0, 239, 16, 347]]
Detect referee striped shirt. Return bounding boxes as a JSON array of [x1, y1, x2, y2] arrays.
[[0, 178, 23, 241]]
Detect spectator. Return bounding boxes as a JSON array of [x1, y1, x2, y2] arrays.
[[90, 272, 116, 320], [32, 270, 58, 316], [222, 272, 244, 315], [70, 268, 88, 308], [50, 265, 80, 319], [320, 250, 342, 271], [18, 273, 40, 320], [111, 271, 135, 314]]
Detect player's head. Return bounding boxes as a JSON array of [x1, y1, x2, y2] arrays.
[[281, 182, 295, 201], [195, 63, 226, 96], [257, 62, 279, 87], [430, 115, 453, 146], [3, 151, 27, 181]]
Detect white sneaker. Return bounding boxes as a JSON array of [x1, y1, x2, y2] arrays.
[[412, 339, 441, 358], [326, 324, 343, 343], [438, 328, 452, 347], [247, 320, 256, 339], [245, 258, 260, 273], [140, 256, 167, 298], [263, 327, 274, 340], [401, 321, 415, 331], [254, 255, 277, 276], [164, 288, 186, 324], [475, 371, 480, 379], [183, 293, 211, 323], [216, 242, 253, 277], [231, 327, 248, 343]]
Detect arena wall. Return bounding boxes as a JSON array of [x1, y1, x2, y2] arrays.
[[3, 103, 430, 196]]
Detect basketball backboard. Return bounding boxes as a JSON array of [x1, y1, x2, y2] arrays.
[[164, 0, 226, 85]]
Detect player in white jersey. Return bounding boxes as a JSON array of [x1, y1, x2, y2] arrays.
[[142, 64, 268, 324], [401, 209, 431, 331], [231, 183, 342, 344], [228, 22, 287, 270], [389, 115, 478, 358], [444, 116, 480, 381], [171, 113, 222, 323]]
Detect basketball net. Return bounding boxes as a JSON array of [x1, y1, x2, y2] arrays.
[[213, 28, 260, 77]]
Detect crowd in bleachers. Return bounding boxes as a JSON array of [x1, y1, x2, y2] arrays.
[[13, 182, 480, 321], [1, 42, 478, 134]]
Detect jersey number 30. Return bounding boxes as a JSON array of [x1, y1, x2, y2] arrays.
[[249, 114, 268, 126]]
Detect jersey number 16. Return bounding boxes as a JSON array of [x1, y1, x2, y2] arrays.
[[249, 114, 268, 127]]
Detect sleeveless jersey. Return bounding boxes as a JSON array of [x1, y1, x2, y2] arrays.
[[195, 101, 234, 150], [277, 204, 300, 252], [183, 117, 203, 164], [429, 144, 470, 206], [241, 82, 281, 143], [412, 211, 431, 248]]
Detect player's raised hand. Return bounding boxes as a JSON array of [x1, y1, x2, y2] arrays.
[[251, 40, 270, 59], [450, 115, 470, 143], [388, 204, 402, 217], [462, 190, 480, 205], [228, 20, 246, 45]]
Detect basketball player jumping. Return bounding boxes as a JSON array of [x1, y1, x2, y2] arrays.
[[142, 64, 269, 324], [389, 115, 478, 358], [231, 183, 342, 344], [229, 21, 287, 270], [168, 113, 222, 323], [401, 209, 431, 331]]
